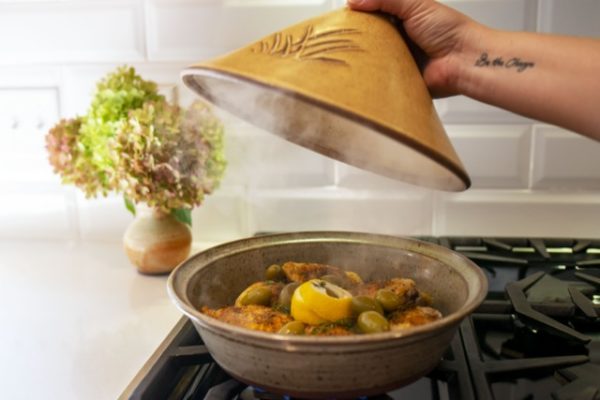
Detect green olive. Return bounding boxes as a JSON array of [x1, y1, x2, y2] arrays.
[[278, 282, 300, 309], [265, 264, 286, 281], [357, 311, 390, 334], [376, 289, 402, 312], [351, 296, 384, 316], [278, 321, 306, 335], [239, 286, 272, 306]]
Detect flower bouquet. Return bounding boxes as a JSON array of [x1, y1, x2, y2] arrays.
[[46, 66, 226, 273]]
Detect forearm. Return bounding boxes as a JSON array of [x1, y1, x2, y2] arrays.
[[454, 25, 600, 139]]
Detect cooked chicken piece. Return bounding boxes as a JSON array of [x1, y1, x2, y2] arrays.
[[388, 306, 442, 331], [201, 305, 292, 333], [351, 278, 419, 308], [305, 323, 355, 336], [234, 281, 284, 307], [281, 262, 346, 283]]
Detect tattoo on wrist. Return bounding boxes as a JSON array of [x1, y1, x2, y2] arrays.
[[475, 52, 535, 72]]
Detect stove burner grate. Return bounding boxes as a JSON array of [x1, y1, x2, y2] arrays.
[[462, 315, 589, 400], [506, 271, 592, 344], [554, 363, 600, 400]]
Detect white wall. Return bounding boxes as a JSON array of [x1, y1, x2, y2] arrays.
[[1, 0, 599, 242]]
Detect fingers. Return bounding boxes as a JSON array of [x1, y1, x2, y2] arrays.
[[347, 0, 431, 20]]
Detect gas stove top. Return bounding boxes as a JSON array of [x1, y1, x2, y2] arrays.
[[120, 237, 600, 400]]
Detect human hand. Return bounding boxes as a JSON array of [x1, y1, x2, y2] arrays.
[[348, 0, 600, 138], [347, 0, 482, 97]]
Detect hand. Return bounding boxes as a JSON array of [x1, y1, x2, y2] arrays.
[[348, 0, 600, 138], [347, 0, 482, 97]]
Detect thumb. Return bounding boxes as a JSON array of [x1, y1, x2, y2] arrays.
[[346, 0, 429, 20]]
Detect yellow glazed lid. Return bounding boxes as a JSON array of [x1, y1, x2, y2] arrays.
[[181, 8, 470, 191]]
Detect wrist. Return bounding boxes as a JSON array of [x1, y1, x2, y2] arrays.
[[450, 22, 494, 97]]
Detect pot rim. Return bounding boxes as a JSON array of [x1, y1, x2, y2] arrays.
[[167, 231, 487, 346]]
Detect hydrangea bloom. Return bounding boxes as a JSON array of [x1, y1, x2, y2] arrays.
[[113, 100, 226, 213], [45, 117, 103, 196], [45, 66, 226, 221]]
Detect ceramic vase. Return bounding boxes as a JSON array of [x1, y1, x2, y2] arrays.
[[123, 205, 192, 274]]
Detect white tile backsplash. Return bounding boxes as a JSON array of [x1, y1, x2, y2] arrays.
[[0, 88, 59, 134], [532, 126, 600, 190], [248, 188, 434, 235], [435, 190, 600, 238], [336, 163, 436, 191], [0, 66, 61, 87], [442, 0, 538, 31], [0, 88, 60, 185], [0, 146, 59, 186], [1, 0, 598, 241], [191, 187, 249, 241], [539, 0, 600, 37], [436, 97, 534, 124], [446, 125, 531, 189], [0, 1, 144, 65], [145, 0, 333, 61]]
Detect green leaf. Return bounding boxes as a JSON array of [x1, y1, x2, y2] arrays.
[[124, 197, 136, 216], [171, 208, 192, 226]]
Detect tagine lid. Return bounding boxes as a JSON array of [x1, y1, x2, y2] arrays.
[[181, 8, 470, 191]]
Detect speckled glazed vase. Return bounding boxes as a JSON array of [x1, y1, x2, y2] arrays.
[[123, 206, 192, 275], [181, 7, 470, 191]]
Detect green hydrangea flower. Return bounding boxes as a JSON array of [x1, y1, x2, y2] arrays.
[[46, 117, 81, 176], [45, 65, 227, 222], [114, 100, 226, 214], [45, 117, 102, 196], [78, 66, 164, 194]]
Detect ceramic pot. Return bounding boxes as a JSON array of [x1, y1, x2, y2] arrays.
[[123, 206, 192, 274], [168, 231, 487, 398]]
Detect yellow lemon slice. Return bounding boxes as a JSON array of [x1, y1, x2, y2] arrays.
[[291, 279, 353, 325], [290, 285, 327, 325]]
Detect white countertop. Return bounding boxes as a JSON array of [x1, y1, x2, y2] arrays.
[[0, 239, 218, 400]]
